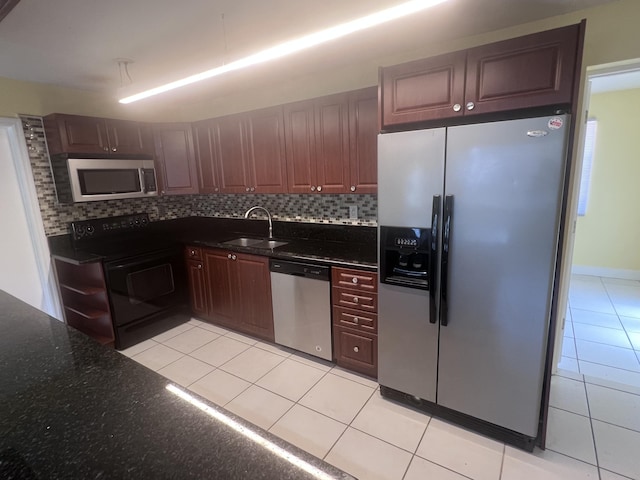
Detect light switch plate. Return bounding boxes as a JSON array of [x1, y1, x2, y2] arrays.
[[349, 205, 358, 219]]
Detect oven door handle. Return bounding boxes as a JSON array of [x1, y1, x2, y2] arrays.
[[106, 249, 179, 270]]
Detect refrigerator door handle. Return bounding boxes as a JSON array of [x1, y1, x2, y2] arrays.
[[429, 195, 441, 324], [440, 195, 453, 326]]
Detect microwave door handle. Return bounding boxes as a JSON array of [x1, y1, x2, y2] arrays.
[[139, 168, 147, 193]]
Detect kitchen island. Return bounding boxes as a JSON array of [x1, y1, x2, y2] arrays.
[[0, 290, 354, 479]]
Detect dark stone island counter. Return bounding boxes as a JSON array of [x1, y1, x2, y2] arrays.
[[0, 290, 354, 479]]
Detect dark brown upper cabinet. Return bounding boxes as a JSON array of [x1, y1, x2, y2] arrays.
[[192, 119, 220, 193], [284, 87, 378, 194], [381, 51, 467, 127], [314, 92, 351, 194], [195, 108, 288, 194], [380, 23, 582, 128], [44, 114, 153, 156], [348, 87, 378, 194], [152, 123, 198, 195], [245, 106, 288, 194]]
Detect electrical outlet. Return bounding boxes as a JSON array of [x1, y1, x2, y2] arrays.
[[349, 205, 358, 220]]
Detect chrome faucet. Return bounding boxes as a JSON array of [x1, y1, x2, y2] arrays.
[[244, 206, 273, 239]]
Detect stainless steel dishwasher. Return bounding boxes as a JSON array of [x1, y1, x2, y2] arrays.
[[269, 259, 332, 361]]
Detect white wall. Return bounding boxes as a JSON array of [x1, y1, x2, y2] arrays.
[[0, 125, 58, 315]]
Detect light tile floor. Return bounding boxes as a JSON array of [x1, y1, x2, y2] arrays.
[[121, 317, 640, 479], [560, 275, 640, 389]]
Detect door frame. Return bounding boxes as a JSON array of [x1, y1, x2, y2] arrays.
[[551, 58, 640, 371], [0, 116, 62, 318]]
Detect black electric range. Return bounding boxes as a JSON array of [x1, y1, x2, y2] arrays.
[[71, 213, 189, 349]]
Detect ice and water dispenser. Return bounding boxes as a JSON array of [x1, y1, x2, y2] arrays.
[[379, 226, 431, 291]]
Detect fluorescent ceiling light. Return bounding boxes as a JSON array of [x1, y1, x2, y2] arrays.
[[119, 0, 449, 104]]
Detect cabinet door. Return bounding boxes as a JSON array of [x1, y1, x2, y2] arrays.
[[334, 326, 377, 378], [235, 253, 274, 342], [464, 24, 580, 115], [314, 92, 350, 193], [245, 106, 288, 193], [187, 259, 208, 317], [348, 87, 378, 193], [213, 114, 251, 193], [284, 100, 317, 193], [105, 119, 150, 155], [47, 114, 109, 154], [153, 123, 199, 195], [380, 50, 466, 127], [203, 249, 238, 328], [193, 120, 220, 193]]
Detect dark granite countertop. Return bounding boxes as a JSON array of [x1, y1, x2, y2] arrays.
[[0, 290, 355, 479], [49, 217, 378, 271]]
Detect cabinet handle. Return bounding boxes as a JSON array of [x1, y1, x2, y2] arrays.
[[197, 264, 202, 269], [250, 187, 255, 192], [453, 103, 462, 112], [112, 147, 117, 152], [103, 146, 109, 152], [227, 253, 232, 259], [161, 190, 165, 195], [352, 277, 358, 284], [353, 346, 359, 353], [353, 317, 359, 324], [466, 101, 475, 111], [317, 186, 322, 192], [352, 296, 359, 304], [350, 186, 356, 192], [215, 187, 219, 192], [311, 186, 316, 192], [190, 250, 196, 256], [245, 187, 250, 192], [231, 254, 237, 260]]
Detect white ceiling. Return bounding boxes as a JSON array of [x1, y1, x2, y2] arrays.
[[0, 0, 618, 104]]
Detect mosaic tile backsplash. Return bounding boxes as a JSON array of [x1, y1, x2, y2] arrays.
[[20, 115, 378, 236]]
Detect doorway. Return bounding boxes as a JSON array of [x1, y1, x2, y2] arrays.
[[0, 117, 60, 317], [557, 63, 640, 389]]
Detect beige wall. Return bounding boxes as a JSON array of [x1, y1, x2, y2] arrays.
[[572, 88, 640, 272], [1, 0, 639, 122]]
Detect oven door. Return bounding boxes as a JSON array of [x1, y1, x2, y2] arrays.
[[105, 248, 187, 327]]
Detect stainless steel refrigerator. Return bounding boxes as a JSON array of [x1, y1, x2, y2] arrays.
[[377, 115, 570, 449]]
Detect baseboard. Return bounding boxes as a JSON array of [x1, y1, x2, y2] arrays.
[[571, 265, 640, 281]]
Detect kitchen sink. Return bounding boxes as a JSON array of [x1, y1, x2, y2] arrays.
[[223, 237, 288, 249], [254, 240, 288, 249], [223, 237, 264, 247]]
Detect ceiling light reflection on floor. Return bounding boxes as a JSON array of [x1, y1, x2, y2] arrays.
[[165, 384, 342, 480], [119, 0, 449, 104]]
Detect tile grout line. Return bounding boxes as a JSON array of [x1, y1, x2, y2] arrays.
[[498, 443, 506, 480], [321, 386, 377, 463], [581, 375, 602, 476]]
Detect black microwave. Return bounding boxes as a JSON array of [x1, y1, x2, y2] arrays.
[[50, 157, 158, 203]]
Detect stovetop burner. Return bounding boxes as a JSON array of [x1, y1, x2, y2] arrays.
[[70, 213, 177, 262]]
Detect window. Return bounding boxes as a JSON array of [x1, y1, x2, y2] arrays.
[[577, 118, 597, 216]]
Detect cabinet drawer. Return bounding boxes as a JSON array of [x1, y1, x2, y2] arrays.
[[332, 267, 378, 293], [334, 326, 377, 378], [332, 287, 377, 312], [333, 306, 377, 333], [185, 246, 202, 261]]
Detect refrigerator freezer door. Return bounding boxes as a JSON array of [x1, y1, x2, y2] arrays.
[[377, 128, 445, 402], [378, 129, 446, 228], [437, 115, 569, 437]]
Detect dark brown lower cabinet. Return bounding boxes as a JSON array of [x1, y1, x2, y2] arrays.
[[334, 326, 378, 378], [53, 258, 114, 347], [185, 246, 274, 342], [332, 267, 379, 378]]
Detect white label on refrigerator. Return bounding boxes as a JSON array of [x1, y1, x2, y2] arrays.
[[548, 117, 564, 130]]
